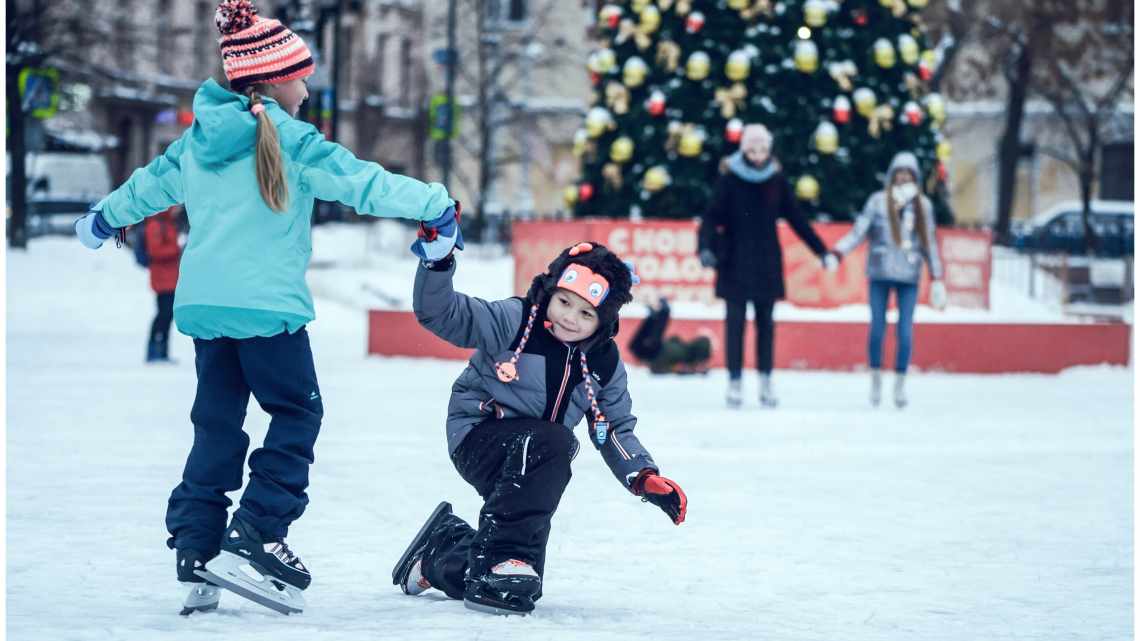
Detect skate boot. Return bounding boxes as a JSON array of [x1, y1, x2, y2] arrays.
[[759, 373, 778, 408], [195, 516, 309, 615], [177, 549, 221, 616], [893, 374, 908, 409], [392, 501, 453, 595], [463, 559, 541, 616], [726, 379, 742, 409], [870, 370, 882, 407]]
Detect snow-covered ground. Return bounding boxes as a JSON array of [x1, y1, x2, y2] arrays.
[[6, 229, 1134, 641]]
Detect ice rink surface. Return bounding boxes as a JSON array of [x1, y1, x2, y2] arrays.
[[7, 236, 1133, 640]]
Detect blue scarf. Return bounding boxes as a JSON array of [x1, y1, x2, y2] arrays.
[[728, 151, 778, 183]]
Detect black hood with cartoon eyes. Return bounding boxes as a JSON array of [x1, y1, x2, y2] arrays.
[[526, 241, 634, 341]]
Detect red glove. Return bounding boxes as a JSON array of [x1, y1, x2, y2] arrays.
[[633, 470, 687, 525]]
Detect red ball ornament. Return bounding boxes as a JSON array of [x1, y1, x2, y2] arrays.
[[606, 13, 620, 28], [833, 95, 852, 125], [904, 101, 924, 126], [590, 71, 601, 86], [646, 90, 666, 117], [686, 11, 705, 34], [579, 183, 595, 201], [852, 9, 868, 26], [937, 162, 949, 182], [918, 60, 933, 82], [725, 118, 743, 144]]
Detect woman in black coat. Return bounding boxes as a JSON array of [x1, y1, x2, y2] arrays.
[[698, 124, 832, 408]]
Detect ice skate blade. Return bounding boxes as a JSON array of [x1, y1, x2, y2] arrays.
[[392, 501, 453, 589], [179, 584, 221, 616], [196, 551, 305, 615], [463, 597, 532, 617]]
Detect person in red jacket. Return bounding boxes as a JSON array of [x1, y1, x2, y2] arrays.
[[146, 206, 183, 363]]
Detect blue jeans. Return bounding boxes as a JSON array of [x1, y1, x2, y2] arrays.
[[868, 280, 918, 373], [166, 328, 323, 555]]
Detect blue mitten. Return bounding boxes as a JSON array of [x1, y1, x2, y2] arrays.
[[75, 211, 115, 250], [411, 202, 464, 263]]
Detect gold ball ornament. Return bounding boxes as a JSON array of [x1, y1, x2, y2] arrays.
[[725, 50, 751, 82], [563, 185, 579, 207], [921, 49, 937, 68], [640, 6, 662, 33], [873, 38, 896, 69], [897, 34, 919, 65], [804, 0, 828, 28], [643, 165, 671, 192], [794, 40, 820, 74], [936, 140, 952, 162], [610, 136, 635, 163], [878, 0, 894, 6], [686, 51, 711, 81], [679, 128, 705, 157], [853, 87, 876, 117], [728, 0, 749, 9], [924, 93, 946, 125], [585, 107, 613, 138], [813, 121, 839, 155], [796, 175, 821, 202], [597, 48, 617, 73], [572, 129, 589, 157], [632, 0, 650, 12], [908, 0, 928, 7], [623, 57, 649, 88]]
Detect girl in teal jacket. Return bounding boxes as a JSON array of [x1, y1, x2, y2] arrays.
[[74, 0, 459, 616]]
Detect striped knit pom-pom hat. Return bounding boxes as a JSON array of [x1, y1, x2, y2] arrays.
[[216, 0, 314, 93]]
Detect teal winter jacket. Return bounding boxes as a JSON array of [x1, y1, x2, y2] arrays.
[[96, 78, 451, 339]]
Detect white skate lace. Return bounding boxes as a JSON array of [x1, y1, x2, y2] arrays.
[[266, 541, 306, 572]]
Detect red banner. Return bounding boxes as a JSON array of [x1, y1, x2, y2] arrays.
[[513, 220, 991, 309]]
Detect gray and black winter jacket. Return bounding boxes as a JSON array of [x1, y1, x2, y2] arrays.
[[835, 152, 943, 284], [413, 259, 659, 491]]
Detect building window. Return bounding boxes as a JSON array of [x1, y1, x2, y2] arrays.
[[487, 0, 527, 25], [196, 1, 212, 78], [1100, 142, 1134, 201], [400, 36, 412, 108], [158, 0, 174, 74], [374, 32, 388, 97]]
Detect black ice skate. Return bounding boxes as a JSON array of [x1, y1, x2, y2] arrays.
[[177, 549, 221, 616], [194, 516, 310, 615], [392, 501, 453, 595], [463, 559, 541, 616]]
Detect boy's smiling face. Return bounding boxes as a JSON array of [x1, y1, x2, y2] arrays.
[[546, 289, 600, 343]]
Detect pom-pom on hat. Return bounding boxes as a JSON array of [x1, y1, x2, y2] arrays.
[[216, 0, 314, 93]]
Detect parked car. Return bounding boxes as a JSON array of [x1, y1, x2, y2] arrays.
[[6, 151, 111, 238], [1012, 200, 1134, 304], [1011, 200, 1134, 257]]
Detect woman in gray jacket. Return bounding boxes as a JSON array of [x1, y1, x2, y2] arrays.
[[832, 152, 946, 408], [391, 240, 687, 616]]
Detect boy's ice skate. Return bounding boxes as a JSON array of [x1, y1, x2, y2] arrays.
[[870, 370, 882, 407], [392, 501, 453, 595], [194, 516, 310, 615], [463, 559, 541, 616], [177, 549, 221, 615], [180, 583, 222, 616]]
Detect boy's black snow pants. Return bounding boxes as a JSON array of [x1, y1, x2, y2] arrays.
[[420, 418, 577, 600], [165, 328, 323, 556]]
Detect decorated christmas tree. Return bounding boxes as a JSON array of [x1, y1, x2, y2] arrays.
[[568, 0, 953, 225]]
